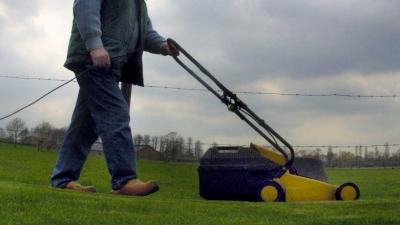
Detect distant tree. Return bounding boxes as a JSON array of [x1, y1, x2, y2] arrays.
[[394, 149, 400, 159], [384, 142, 390, 159], [49, 127, 67, 149], [160, 132, 186, 161], [313, 148, 322, 160], [374, 146, 380, 159], [338, 151, 355, 167], [134, 134, 143, 146], [354, 145, 359, 158], [32, 121, 54, 150], [19, 128, 29, 144], [354, 145, 363, 168], [194, 140, 203, 161], [297, 149, 308, 157], [159, 135, 167, 157], [6, 118, 27, 147], [162, 132, 177, 161], [34, 121, 52, 136], [326, 146, 335, 167], [143, 135, 151, 146], [0, 128, 6, 141], [364, 146, 369, 160], [151, 136, 159, 150], [186, 137, 193, 158], [175, 136, 185, 160]]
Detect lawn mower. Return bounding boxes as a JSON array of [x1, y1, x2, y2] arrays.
[[167, 38, 360, 202]]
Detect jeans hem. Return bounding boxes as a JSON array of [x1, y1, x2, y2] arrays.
[[112, 175, 137, 191]]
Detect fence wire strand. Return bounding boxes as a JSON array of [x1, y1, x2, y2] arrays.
[[1, 75, 398, 98]]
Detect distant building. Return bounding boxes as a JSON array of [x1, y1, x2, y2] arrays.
[[136, 145, 162, 161], [90, 142, 162, 161]]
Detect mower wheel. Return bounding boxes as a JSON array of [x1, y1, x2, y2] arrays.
[[258, 181, 286, 202], [335, 182, 360, 201]]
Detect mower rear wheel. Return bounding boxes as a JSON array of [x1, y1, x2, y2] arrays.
[[258, 181, 286, 202], [335, 182, 360, 201]]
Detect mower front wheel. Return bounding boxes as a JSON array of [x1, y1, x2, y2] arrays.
[[258, 181, 286, 202], [335, 182, 360, 201]]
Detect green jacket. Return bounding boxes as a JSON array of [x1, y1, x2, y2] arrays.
[[64, 0, 166, 86]]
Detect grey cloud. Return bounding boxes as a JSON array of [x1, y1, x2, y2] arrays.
[[150, 0, 400, 83], [0, 0, 45, 74]]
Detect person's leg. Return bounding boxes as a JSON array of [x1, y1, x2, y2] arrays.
[[51, 90, 99, 188], [77, 67, 137, 190]]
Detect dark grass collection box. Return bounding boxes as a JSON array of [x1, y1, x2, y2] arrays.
[[198, 146, 327, 201], [198, 146, 280, 201]]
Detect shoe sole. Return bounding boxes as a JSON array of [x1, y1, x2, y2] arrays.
[[65, 187, 97, 193], [112, 183, 160, 196]]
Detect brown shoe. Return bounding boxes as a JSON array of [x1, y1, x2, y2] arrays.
[[112, 179, 159, 196], [65, 181, 97, 193]]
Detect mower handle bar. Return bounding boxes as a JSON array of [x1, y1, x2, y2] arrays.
[[167, 38, 295, 173]]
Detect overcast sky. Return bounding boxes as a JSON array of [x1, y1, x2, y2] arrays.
[[0, 0, 399, 150]]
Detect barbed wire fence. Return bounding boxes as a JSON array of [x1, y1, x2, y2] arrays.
[[1, 75, 399, 167], [1, 75, 399, 98]]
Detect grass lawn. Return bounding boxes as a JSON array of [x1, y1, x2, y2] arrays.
[[0, 143, 399, 225]]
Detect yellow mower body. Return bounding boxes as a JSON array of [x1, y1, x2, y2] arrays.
[[251, 143, 360, 202]]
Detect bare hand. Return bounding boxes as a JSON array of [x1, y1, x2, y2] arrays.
[[160, 42, 179, 56], [90, 48, 111, 70]]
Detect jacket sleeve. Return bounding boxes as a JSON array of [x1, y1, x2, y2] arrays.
[[73, 0, 104, 51], [144, 16, 166, 54]]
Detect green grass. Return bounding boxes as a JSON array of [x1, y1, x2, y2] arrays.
[[0, 143, 399, 225]]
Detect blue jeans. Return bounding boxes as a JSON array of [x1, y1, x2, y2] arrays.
[[51, 67, 137, 190]]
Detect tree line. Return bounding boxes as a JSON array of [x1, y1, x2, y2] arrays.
[[133, 132, 203, 162], [0, 118, 205, 161], [0, 118, 66, 150], [296, 144, 400, 168]]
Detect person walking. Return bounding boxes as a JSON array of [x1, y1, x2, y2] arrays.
[[51, 0, 178, 196]]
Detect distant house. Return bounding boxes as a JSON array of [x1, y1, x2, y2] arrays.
[[90, 142, 162, 161], [136, 145, 162, 161]]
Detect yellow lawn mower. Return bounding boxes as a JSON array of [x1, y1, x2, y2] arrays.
[[168, 39, 360, 202]]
